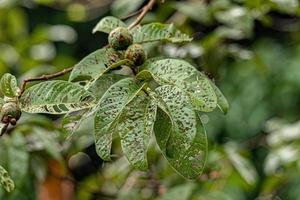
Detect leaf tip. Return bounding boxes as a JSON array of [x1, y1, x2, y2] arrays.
[[92, 27, 98, 34]]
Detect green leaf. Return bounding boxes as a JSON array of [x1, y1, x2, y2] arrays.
[[92, 16, 126, 34], [210, 81, 229, 114], [68, 48, 122, 85], [158, 183, 195, 200], [32, 127, 62, 160], [272, 0, 299, 14], [116, 94, 157, 170], [131, 23, 193, 44], [61, 109, 92, 138], [88, 74, 126, 100], [0, 73, 20, 98], [112, 0, 145, 18], [94, 78, 145, 161], [0, 165, 14, 192], [154, 85, 207, 179], [61, 74, 127, 138], [225, 142, 258, 185], [7, 133, 29, 187], [174, 2, 212, 24], [140, 59, 217, 112], [20, 80, 96, 114], [144, 99, 157, 136]]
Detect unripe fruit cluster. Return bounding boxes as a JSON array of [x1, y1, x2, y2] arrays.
[[1, 102, 21, 126], [108, 27, 147, 67]]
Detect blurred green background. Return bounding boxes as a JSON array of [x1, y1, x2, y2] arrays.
[[0, 0, 300, 199]]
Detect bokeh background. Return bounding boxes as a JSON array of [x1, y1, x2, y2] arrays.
[[0, 0, 300, 199]]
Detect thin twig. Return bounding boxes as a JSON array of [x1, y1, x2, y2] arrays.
[[121, 9, 143, 20], [128, 0, 156, 30], [19, 67, 74, 97]]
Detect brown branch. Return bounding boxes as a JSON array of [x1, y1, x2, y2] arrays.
[[19, 67, 74, 97], [121, 9, 143, 20], [128, 0, 156, 30]]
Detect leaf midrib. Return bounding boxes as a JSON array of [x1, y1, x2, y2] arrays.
[[100, 83, 147, 136]]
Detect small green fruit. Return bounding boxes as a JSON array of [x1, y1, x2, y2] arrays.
[[108, 27, 133, 50], [1, 102, 21, 125], [125, 44, 147, 66]]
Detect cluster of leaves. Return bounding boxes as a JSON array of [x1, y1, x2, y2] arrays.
[[0, 16, 228, 188], [1, 0, 300, 199]]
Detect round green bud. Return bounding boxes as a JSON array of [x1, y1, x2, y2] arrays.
[[108, 27, 133, 50], [124, 44, 147, 66], [1, 102, 21, 125]]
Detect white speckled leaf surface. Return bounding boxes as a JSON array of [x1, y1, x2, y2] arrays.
[[141, 58, 217, 112], [94, 78, 145, 161], [116, 94, 156, 170], [20, 80, 96, 114], [131, 23, 192, 44], [154, 85, 207, 179], [69, 48, 122, 84]]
